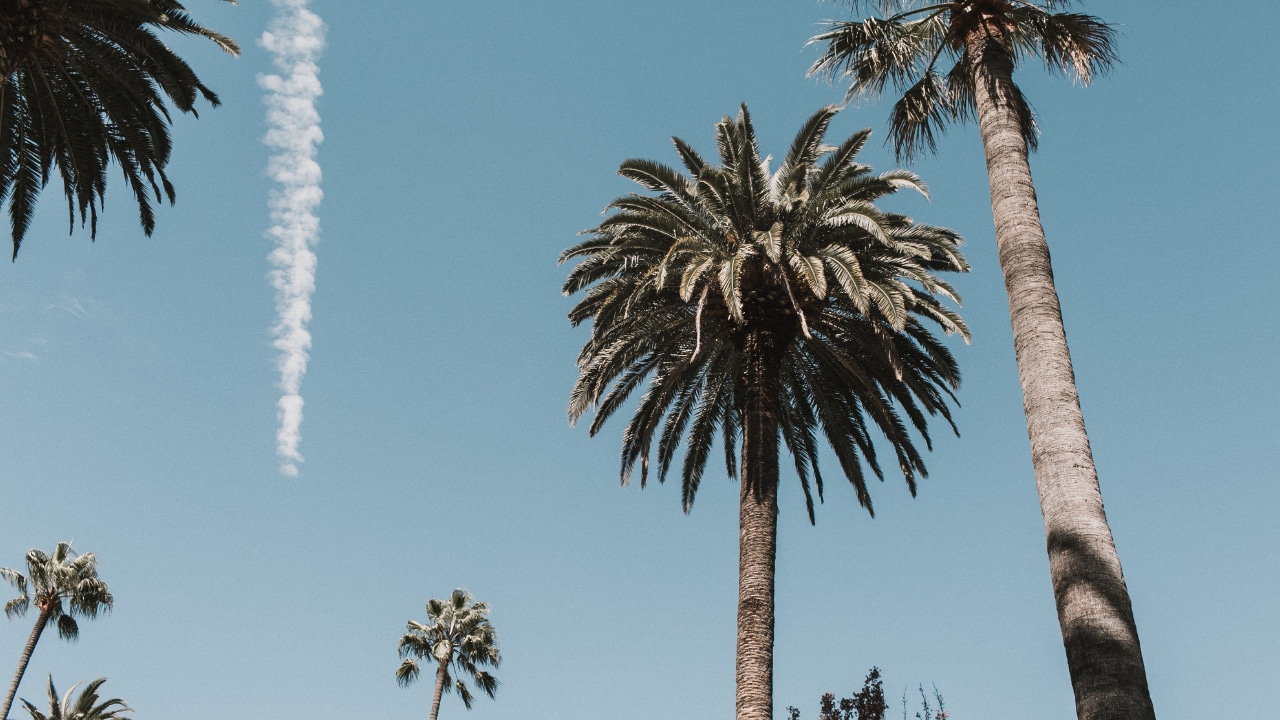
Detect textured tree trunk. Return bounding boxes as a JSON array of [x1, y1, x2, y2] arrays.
[[736, 327, 781, 720], [966, 20, 1155, 720], [2, 609, 49, 720], [428, 658, 448, 720]]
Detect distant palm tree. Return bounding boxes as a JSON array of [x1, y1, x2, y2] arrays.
[[0, 0, 239, 259], [20, 677, 130, 720], [563, 105, 968, 720], [0, 543, 113, 720], [809, 4, 1152, 719], [396, 589, 500, 720]]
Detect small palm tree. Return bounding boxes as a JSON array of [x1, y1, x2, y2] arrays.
[[20, 677, 130, 720], [0, 0, 240, 258], [396, 589, 500, 720], [809, 5, 1153, 720], [563, 105, 968, 720], [0, 543, 113, 720]]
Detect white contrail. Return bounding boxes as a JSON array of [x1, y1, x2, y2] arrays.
[[260, 0, 325, 477]]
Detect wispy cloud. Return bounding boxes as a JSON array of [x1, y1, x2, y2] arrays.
[[1, 350, 40, 364], [260, 0, 326, 477], [44, 295, 107, 320]]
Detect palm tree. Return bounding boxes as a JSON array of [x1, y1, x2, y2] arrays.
[[808, 4, 1153, 720], [0, 543, 113, 720], [0, 0, 239, 259], [19, 677, 130, 720], [396, 589, 501, 720], [563, 105, 969, 720]]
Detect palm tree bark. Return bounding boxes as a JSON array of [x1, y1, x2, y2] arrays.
[[735, 327, 781, 720], [428, 659, 448, 720], [966, 19, 1155, 720], [2, 608, 50, 720]]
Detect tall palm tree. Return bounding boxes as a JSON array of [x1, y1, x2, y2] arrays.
[[396, 589, 501, 720], [563, 105, 969, 720], [808, 4, 1153, 720], [0, 543, 113, 720], [20, 677, 131, 720], [0, 0, 239, 259]]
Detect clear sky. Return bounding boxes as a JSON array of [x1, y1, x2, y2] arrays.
[[1, 1, 1277, 719]]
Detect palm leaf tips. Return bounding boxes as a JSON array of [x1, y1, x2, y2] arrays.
[[20, 676, 130, 720], [0, 0, 239, 258]]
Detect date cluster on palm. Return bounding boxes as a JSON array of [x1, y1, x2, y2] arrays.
[[741, 285, 795, 327]]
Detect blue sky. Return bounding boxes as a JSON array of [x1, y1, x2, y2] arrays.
[[1, 0, 1277, 718]]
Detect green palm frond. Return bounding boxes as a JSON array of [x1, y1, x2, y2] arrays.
[[0, 0, 238, 258], [1, 567, 29, 618], [54, 615, 78, 641], [472, 670, 498, 699], [21, 677, 131, 720], [566, 105, 967, 521], [1009, 9, 1117, 84], [775, 105, 840, 199], [888, 68, 955, 162], [395, 658, 420, 687], [671, 136, 707, 176], [812, 127, 872, 195], [841, 0, 940, 14], [808, 12, 949, 98]]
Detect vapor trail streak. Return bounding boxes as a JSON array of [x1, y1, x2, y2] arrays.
[[260, 0, 325, 477]]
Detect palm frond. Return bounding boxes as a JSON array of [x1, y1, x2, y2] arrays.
[[943, 52, 977, 124], [775, 105, 839, 198], [1, 0, 237, 257], [671, 136, 707, 176], [55, 615, 78, 640], [1012, 10, 1118, 85], [21, 676, 129, 720], [887, 69, 955, 163], [395, 659, 420, 687], [808, 12, 949, 99]]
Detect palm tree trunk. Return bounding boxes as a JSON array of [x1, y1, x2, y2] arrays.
[[2, 609, 50, 720], [428, 659, 448, 720], [735, 327, 781, 720], [965, 20, 1155, 720]]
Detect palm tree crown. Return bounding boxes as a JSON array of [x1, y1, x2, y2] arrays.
[[0, 0, 240, 258], [21, 677, 131, 720], [1, 543, 113, 720], [809, 0, 1116, 161], [564, 104, 968, 517], [564, 104, 968, 720], [397, 589, 500, 720], [1, 543, 112, 639]]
